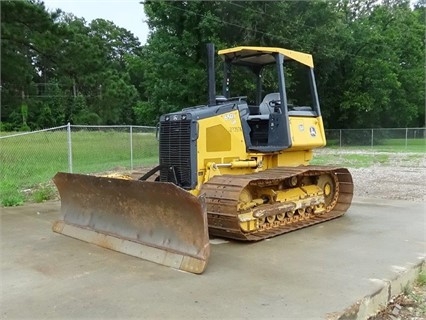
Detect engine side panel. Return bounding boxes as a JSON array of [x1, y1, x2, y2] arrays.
[[288, 116, 326, 150]]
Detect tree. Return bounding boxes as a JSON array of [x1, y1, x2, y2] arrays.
[[1, 0, 62, 129], [1, 1, 143, 129], [328, 0, 425, 128], [2, 0, 423, 130]]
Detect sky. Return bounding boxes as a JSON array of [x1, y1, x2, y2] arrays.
[[43, 0, 150, 44]]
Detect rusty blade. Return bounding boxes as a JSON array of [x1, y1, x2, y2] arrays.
[[52, 172, 210, 274]]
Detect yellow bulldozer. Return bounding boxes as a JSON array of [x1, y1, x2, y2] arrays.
[[53, 45, 353, 274]]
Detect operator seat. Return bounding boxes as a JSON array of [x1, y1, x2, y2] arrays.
[[245, 92, 285, 149], [258, 92, 280, 115]]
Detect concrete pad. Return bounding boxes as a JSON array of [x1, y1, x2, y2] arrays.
[[1, 198, 425, 319]]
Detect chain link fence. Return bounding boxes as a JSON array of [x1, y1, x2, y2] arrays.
[[0, 125, 424, 205], [68, 124, 157, 173], [0, 124, 157, 205], [325, 128, 426, 151]]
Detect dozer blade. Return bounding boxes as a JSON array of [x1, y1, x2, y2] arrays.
[[52, 172, 210, 274]]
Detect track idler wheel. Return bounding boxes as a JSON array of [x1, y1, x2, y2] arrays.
[[317, 174, 339, 212]]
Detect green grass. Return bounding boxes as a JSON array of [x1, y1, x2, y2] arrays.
[[71, 131, 158, 173], [418, 271, 426, 287], [326, 138, 425, 153], [312, 147, 425, 168], [378, 138, 426, 152], [311, 153, 391, 167], [0, 130, 158, 206], [32, 184, 56, 203]]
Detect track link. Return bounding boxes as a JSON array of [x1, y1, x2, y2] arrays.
[[201, 166, 353, 241]]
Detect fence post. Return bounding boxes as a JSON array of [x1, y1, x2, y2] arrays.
[[371, 129, 374, 148], [405, 128, 408, 149], [67, 122, 73, 173], [339, 129, 342, 148], [130, 125, 133, 170]]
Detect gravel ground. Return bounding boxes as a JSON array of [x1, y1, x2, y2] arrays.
[[314, 150, 426, 202], [350, 165, 426, 202]]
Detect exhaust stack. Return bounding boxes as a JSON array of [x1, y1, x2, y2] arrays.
[[207, 43, 216, 106]]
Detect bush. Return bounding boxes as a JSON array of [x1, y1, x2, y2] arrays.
[[19, 124, 31, 132], [0, 122, 15, 132], [32, 185, 56, 203], [1, 190, 25, 206]]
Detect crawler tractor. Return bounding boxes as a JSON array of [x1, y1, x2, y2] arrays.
[[53, 45, 353, 274]]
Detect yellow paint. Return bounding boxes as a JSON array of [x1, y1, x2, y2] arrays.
[[206, 125, 231, 152], [300, 185, 322, 197], [192, 111, 325, 193], [192, 108, 326, 197], [218, 46, 314, 68], [195, 110, 250, 192], [275, 188, 305, 202], [238, 212, 258, 232], [229, 160, 257, 168], [236, 183, 325, 232], [324, 183, 331, 196], [288, 116, 326, 150]]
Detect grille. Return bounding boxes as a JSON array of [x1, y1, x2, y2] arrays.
[[159, 120, 193, 189]]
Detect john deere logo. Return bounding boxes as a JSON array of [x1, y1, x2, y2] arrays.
[[309, 127, 317, 137]]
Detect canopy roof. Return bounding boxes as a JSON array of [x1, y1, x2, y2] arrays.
[[218, 46, 314, 68]]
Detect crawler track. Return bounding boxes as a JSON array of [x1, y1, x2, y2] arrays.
[[201, 166, 353, 241]]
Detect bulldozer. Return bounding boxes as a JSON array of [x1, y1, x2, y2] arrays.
[[53, 45, 353, 274]]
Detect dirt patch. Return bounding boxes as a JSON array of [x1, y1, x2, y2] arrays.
[[368, 280, 426, 320]]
